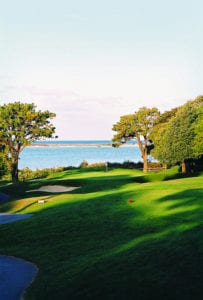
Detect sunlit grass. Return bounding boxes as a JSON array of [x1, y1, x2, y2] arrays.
[[0, 167, 203, 299]]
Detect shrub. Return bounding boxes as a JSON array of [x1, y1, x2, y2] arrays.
[[107, 161, 143, 169], [0, 155, 9, 178], [79, 160, 89, 168], [18, 166, 67, 181], [147, 162, 167, 171]]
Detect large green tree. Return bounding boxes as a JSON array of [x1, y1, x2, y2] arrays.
[[193, 104, 203, 157], [0, 102, 56, 182], [150, 107, 179, 164], [0, 143, 9, 178], [112, 107, 160, 172], [151, 97, 203, 173]]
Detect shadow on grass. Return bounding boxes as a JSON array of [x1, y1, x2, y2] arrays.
[[0, 171, 148, 202], [1, 169, 203, 299], [156, 188, 203, 222], [60, 188, 203, 300], [0, 180, 203, 299], [162, 170, 203, 181]]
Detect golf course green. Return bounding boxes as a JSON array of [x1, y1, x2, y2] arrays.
[[0, 167, 202, 299]]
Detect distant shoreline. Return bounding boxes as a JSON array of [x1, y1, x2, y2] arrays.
[[28, 143, 137, 148], [20, 141, 141, 170]]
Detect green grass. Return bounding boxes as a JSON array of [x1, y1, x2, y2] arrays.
[[0, 167, 203, 299]]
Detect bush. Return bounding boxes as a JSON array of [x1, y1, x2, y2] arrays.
[[147, 162, 167, 171], [18, 166, 67, 181], [79, 160, 89, 168], [0, 157, 9, 178], [78, 160, 143, 170], [87, 162, 107, 168], [107, 161, 143, 169]]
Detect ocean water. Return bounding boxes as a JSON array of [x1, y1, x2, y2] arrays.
[[19, 140, 142, 170]]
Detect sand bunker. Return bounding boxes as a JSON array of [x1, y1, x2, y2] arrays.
[[27, 185, 80, 193]]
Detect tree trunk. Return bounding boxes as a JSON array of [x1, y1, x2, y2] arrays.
[[143, 151, 148, 173], [11, 160, 19, 182], [10, 146, 21, 183], [181, 161, 187, 174], [143, 137, 149, 173], [137, 137, 148, 173]]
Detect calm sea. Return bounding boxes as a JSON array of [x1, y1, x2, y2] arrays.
[[19, 140, 142, 170]]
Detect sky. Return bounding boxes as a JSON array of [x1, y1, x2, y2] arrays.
[[0, 0, 203, 139]]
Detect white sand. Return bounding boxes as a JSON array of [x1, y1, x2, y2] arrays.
[[27, 185, 80, 193]]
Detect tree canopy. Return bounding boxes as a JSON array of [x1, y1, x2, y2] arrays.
[[112, 107, 160, 172], [192, 104, 203, 157], [0, 102, 56, 182], [151, 96, 203, 173], [112, 96, 203, 174]]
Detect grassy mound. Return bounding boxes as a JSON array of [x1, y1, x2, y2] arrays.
[[0, 167, 203, 299]]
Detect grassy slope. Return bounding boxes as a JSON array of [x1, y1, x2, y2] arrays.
[[0, 167, 203, 299]]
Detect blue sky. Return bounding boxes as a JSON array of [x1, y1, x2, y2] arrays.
[[1, 0, 203, 139]]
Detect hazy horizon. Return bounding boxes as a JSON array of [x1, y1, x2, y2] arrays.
[[1, 0, 203, 139]]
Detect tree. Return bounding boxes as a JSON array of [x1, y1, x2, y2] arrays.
[[0, 102, 56, 182], [150, 107, 179, 164], [0, 143, 9, 178], [193, 104, 203, 157], [112, 107, 160, 172], [151, 97, 203, 173]]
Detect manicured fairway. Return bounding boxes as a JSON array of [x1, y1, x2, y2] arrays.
[[0, 167, 203, 299]]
